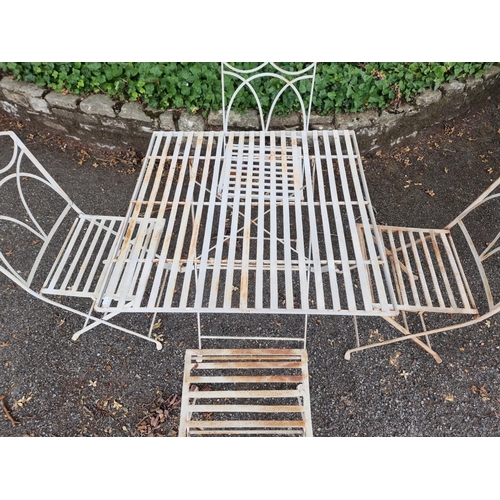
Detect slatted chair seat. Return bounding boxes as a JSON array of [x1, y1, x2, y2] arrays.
[[217, 136, 307, 202], [178, 349, 313, 437], [41, 215, 124, 298], [364, 224, 477, 315]]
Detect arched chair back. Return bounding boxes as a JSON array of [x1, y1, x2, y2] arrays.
[[0, 131, 81, 291], [221, 62, 317, 132], [447, 176, 500, 316]]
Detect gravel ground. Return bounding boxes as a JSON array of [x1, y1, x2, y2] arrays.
[[0, 96, 499, 460]]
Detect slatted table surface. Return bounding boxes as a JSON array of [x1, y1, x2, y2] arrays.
[[95, 130, 397, 317]]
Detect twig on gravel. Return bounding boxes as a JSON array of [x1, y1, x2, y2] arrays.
[[0, 395, 19, 426]]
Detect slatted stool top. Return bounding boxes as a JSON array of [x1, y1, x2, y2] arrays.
[[178, 349, 313, 437]]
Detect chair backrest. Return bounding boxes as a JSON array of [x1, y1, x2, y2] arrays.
[[221, 62, 317, 133], [446, 176, 500, 315], [0, 131, 82, 290]]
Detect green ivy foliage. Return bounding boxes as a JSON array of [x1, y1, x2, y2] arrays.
[[0, 62, 493, 115]]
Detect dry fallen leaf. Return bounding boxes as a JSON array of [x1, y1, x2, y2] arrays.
[[389, 351, 401, 366], [152, 319, 162, 330], [14, 393, 33, 409], [471, 385, 490, 401], [425, 189, 435, 197], [368, 329, 384, 343]]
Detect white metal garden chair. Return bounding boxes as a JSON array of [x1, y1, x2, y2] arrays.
[[217, 62, 317, 202], [192, 63, 319, 349], [346, 176, 500, 363], [0, 131, 162, 349]]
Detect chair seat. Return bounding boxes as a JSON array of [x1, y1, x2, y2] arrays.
[[217, 135, 305, 202], [365, 224, 478, 315], [178, 349, 313, 437], [42, 215, 124, 298]]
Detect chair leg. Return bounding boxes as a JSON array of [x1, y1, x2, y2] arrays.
[[197, 312, 202, 349], [344, 315, 442, 364], [383, 316, 442, 363], [353, 316, 359, 348], [82, 301, 95, 331], [419, 312, 433, 349], [71, 300, 162, 349], [71, 308, 163, 350], [147, 311, 163, 339], [303, 314, 308, 349]]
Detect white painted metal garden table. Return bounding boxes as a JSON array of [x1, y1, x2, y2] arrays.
[[94, 129, 399, 345]]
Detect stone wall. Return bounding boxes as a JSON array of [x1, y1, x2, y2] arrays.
[[1, 65, 499, 154]]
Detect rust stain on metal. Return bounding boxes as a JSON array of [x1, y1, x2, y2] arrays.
[[118, 221, 136, 258]]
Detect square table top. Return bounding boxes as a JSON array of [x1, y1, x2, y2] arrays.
[[95, 130, 397, 317]]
